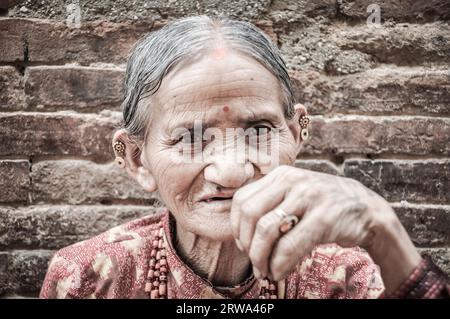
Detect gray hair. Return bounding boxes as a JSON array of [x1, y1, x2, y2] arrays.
[[122, 15, 296, 139]]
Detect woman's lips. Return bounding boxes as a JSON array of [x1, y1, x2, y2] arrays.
[[196, 190, 236, 212], [197, 190, 236, 203], [202, 196, 233, 203], [197, 197, 233, 211]]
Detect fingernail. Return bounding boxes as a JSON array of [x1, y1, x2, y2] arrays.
[[253, 267, 262, 279], [235, 239, 244, 251]]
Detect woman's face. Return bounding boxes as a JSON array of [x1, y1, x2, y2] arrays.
[[142, 48, 300, 241]]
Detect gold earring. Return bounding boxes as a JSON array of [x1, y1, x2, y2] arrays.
[[299, 114, 310, 141], [113, 141, 126, 168]]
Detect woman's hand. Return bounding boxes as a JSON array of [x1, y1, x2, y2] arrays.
[[230, 165, 421, 294]]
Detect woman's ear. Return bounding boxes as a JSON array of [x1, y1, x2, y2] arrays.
[[112, 129, 157, 193], [287, 103, 308, 149]]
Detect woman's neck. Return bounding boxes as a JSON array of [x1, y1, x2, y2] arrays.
[[174, 222, 252, 287]]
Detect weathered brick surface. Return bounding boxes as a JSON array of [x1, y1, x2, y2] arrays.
[[0, 205, 158, 250], [331, 22, 450, 65], [280, 22, 450, 74], [0, 18, 277, 65], [0, 112, 120, 162], [294, 159, 341, 175], [1, 1, 449, 298], [8, 0, 274, 23], [0, 66, 24, 111], [31, 160, 156, 205], [392, 203, 450, 247], [25, 66, 124, 111], [268, 0, 337, 25], [0, 250, 54, 296], [302, 116, 450, 157], [0, 18, 159, 64], [338, 0, 450, 22], [0, 160, 29, 204], [291, 67, 450, 116], [343, 160, 450, 204], [418, 248, 450, 275]]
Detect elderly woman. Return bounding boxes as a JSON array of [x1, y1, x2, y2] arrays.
[[40, 16, 449, 299]]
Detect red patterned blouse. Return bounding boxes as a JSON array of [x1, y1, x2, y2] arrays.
[[40, 207, 386, 299]]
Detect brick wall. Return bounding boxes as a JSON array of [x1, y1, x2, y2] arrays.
[[0, 0, 449, 298]]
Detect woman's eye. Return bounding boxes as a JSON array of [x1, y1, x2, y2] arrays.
[[179, 131, 203, 144], [250, 125, 272, 136]]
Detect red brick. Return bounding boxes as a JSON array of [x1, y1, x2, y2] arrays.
[[393, 203, 450, 247], [301, 116, 450, 156], [0, 205, 158, 250], [0, 112, 120, 162], [31, 160, 157, 205], [25, 66, 124, 111], [0, 250, 53, 296], [0, 0, 22, 9], [0, 18, 161, 64], [332, 22, 450, 65], [343, 160, 450, 204], [0, 160, 29, 203], [0, 18, 277, 65], [338, 0, 450, 21], [291, 67, 450, 116], [294, 159, 341, 175], [0, 66, 24, 111]]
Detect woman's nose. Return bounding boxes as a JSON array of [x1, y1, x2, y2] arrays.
[[204, 154, 255, 188]]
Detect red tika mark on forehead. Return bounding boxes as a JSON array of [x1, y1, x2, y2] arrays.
[[222, 105, 229, 112], [212, 47, 227, 59]]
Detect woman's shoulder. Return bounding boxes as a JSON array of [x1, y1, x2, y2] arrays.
[[57, 208, 164, 257], [285, 243, 385, 299], [40, 208, 167, 298]]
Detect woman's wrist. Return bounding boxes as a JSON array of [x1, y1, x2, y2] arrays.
[[366, 207, 422, 294]]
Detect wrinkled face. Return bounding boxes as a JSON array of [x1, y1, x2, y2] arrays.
[[142, 48, 299, 241]]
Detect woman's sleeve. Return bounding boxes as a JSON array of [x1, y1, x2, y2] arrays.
[[386, 254, 450, 299], [39, 252, 90, 299]]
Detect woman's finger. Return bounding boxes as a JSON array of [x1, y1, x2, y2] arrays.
[[269, 212, 324, 281], [229, 165, 290, 239], [247, 210, 282, 278], [269, 197, 374, 280], [248, 186, 312, 278], [237, 182, 285, 252]]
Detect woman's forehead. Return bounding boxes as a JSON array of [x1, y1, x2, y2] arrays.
[[152, 51, 284, 121]]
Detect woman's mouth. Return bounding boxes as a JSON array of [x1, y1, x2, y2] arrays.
[[203, 196, 233, 203], [198, 190, 236, 203], [197, 191, 236, 211]]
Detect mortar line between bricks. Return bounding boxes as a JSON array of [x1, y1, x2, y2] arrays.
[[2, 111, 450, 121], [390, 202, 450, 210], [2, 155, 450, 164], [297, 154, 450, 162], [2, 202, 449, 209], [0, 203, 157, 208], [0, 248, 55, 253], [1, 109, 450, 119], [417, 247, 450, 251]]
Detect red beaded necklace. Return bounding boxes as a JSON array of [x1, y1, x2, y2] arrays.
[[144, 221, 279, 299]]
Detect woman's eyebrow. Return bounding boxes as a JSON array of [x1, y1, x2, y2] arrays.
[[164, 109, 282, 132], [245, 111, 282, 124]]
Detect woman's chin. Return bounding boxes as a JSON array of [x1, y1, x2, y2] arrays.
[[181, 206, 236, 241]]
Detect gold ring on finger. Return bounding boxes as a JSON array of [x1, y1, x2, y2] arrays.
[[279, 215, 299, 234]]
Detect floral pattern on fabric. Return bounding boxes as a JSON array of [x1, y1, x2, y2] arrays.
[[39, 207, 385, 299]]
